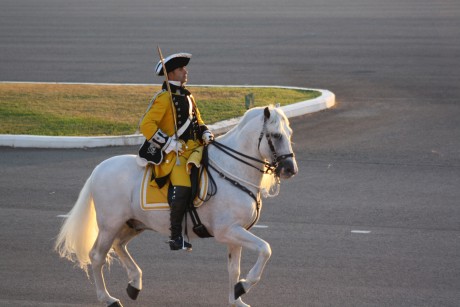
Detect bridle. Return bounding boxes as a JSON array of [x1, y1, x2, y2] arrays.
[[257, 115, 295, 174], [211, 115, 295, 176]]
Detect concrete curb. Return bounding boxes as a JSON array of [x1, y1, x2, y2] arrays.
[[0, 84, 335, 148]]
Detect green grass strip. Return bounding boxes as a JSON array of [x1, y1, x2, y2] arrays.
[[0, 83, 320, 136]]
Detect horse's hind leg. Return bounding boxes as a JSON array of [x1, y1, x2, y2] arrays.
[[112, 222, 144, 300], [89, 226, 123, 306]]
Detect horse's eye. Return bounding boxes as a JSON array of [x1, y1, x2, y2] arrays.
[[272, 133, 282, 140]]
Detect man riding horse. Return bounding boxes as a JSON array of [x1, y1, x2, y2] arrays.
[[138, 52, 214, 251]]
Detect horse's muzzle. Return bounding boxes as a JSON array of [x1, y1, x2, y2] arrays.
[[275, 158, 298, 179]]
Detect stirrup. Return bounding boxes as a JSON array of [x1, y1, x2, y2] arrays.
[[168, 236, 192, 251]]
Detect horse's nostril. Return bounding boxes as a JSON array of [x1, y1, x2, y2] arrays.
[[276, 159, 298, 178], [279, 166, 296, 178]]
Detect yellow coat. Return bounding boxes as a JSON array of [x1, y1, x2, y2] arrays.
[[140, 89, 206, 186], [140, 91, 206, 139]]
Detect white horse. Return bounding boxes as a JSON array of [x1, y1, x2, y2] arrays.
[[55, 106, 298, 307]]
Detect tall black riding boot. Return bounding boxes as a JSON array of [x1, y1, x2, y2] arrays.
[[168, 185, 192, 251]]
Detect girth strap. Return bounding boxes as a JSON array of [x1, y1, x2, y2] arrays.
[[188, 205, 213, 238]]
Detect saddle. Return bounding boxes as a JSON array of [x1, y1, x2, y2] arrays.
[[139, 146, 214, 238], [139, 164, 208, 210]]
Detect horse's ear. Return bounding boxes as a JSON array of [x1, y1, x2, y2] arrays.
[[264, 107, 270, 119]]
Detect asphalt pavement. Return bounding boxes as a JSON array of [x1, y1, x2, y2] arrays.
[[1, 0, 459, 306]]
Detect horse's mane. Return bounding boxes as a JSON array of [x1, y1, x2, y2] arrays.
[[228, 105, 288, 134], [237, 107, 265, 127]]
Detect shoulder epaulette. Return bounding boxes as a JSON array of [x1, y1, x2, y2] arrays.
[[156, 90, 168, 98], [136, 89, 167, 133]]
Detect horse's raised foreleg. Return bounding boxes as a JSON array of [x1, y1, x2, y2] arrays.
[[89, 227, 123, 306], [218, 226, 272, 304], [112, 224, 144, 300]]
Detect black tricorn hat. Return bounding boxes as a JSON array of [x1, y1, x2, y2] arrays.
[[155, 52, 192, 76]]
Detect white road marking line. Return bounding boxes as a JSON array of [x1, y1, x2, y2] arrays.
[[57, 214, 69, 218], [351, 230, 371, 234]]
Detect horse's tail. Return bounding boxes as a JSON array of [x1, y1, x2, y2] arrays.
[[54, 174, 98, 274]]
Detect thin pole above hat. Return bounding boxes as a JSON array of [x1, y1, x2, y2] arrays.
[[155, 52, 192, 76]]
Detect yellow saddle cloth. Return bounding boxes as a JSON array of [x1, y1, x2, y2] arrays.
[[140, 164, 209, 211]]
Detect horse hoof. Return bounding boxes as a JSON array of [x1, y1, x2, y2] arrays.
[[234, 281, 246, 299], [127, 283, 140, 300], [107, 300, 123, 307]]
